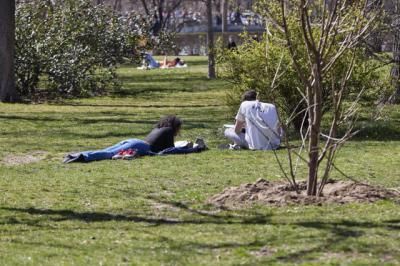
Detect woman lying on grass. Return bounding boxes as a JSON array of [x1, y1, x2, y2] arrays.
[[63, 115, 206, 163], [138, 53, 187, 69]]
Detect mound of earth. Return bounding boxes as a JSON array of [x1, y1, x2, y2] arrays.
[[208, 179, 399, 207]]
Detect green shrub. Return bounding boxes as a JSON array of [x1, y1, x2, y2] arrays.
[[216, 34, 387, 130], [15, 0, 156, 98], [217, 36, 305, 129], [15, 3, 45, 96]]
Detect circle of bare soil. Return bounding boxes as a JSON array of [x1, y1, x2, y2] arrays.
[[207, 179, 400, 207], [2, 151, 48, 166]]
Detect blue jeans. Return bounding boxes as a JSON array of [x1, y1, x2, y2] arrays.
[[80, 139, 151, 162], [77, 139, 202, 162], [144, 54, 160, 68]]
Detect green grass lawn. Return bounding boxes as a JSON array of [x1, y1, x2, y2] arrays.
[[0, 56, 399, 265]]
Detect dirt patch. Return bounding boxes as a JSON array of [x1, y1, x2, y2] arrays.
[[208, 179, 400, 207], [2, 151, 48, 166], [250, 246, 277, 257]]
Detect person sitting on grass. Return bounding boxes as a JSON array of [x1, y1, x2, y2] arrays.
[[63, 115, 206, 163], [223, 90, 282, 150]]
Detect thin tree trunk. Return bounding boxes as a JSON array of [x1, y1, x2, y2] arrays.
[[387, 0, 400, 103], [221, 0, 228, 44], [389, 30, 400, 104], [307, 64, 322, 196], [0, 0, 18, 102], [113, 0, 121, 12], [207, 0, 216, 79]]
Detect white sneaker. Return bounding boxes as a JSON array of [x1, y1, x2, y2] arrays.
[[229, 144, 241, 150]]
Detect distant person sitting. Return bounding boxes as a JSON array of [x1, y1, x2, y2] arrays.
[[224, 90, 282, 150], [63, 115, 206, 163], [227, 36, 237, 50]]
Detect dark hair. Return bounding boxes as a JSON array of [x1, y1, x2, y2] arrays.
[[174, 57, 181, 64], [241, 90, 257, 101], [156, 115, 182, 134]]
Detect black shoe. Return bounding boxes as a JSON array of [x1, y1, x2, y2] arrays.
[[194, 138, 207, 150], [63, 153, 85, 163]]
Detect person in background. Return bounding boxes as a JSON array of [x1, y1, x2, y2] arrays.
[[233, 5, 243, 25], [227, 36, 237, 50]]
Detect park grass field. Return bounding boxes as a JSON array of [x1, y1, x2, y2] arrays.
[[0, 56, 399, 265]]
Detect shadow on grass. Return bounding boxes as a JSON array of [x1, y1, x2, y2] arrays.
[[275, 219, 400, 263], [54, 103, 221, 109], [145, 195, 253, 220], [312, 121, 400, 142], [110, 87, 208, 98], [2, 204, 399, 262], [119, 59, 208, 69], [0, 113, 216, 131], [0, 114, 61, 122], [350, 122, 400, 141], [66, 119, 213, 133], [67, 130, 150, 140], [118, 75, 211, 84], [126, 234, 268, 253], [1, 206, 270, 226], [0, 114, 156, 125]]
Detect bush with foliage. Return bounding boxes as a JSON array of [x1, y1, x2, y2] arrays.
[[216, 34, 387, 130], [216, 36, 301, 126], [15, 0, 157, 98]]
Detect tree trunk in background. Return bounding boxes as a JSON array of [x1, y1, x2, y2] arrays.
[[137, 0, 185, 36], [389, 4, 400, 104], [206, 0, 216, 79], [221, 0, 228, 44], [389, 32, 400, 103], [0, 0, 18, 102], [113, 0, 121, 12]]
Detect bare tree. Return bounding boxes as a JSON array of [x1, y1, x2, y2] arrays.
[[388, 0, 400, 104], [0, 0, 18, 102], [261, 0, 381, 195], [136, 0, 185, 35]]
